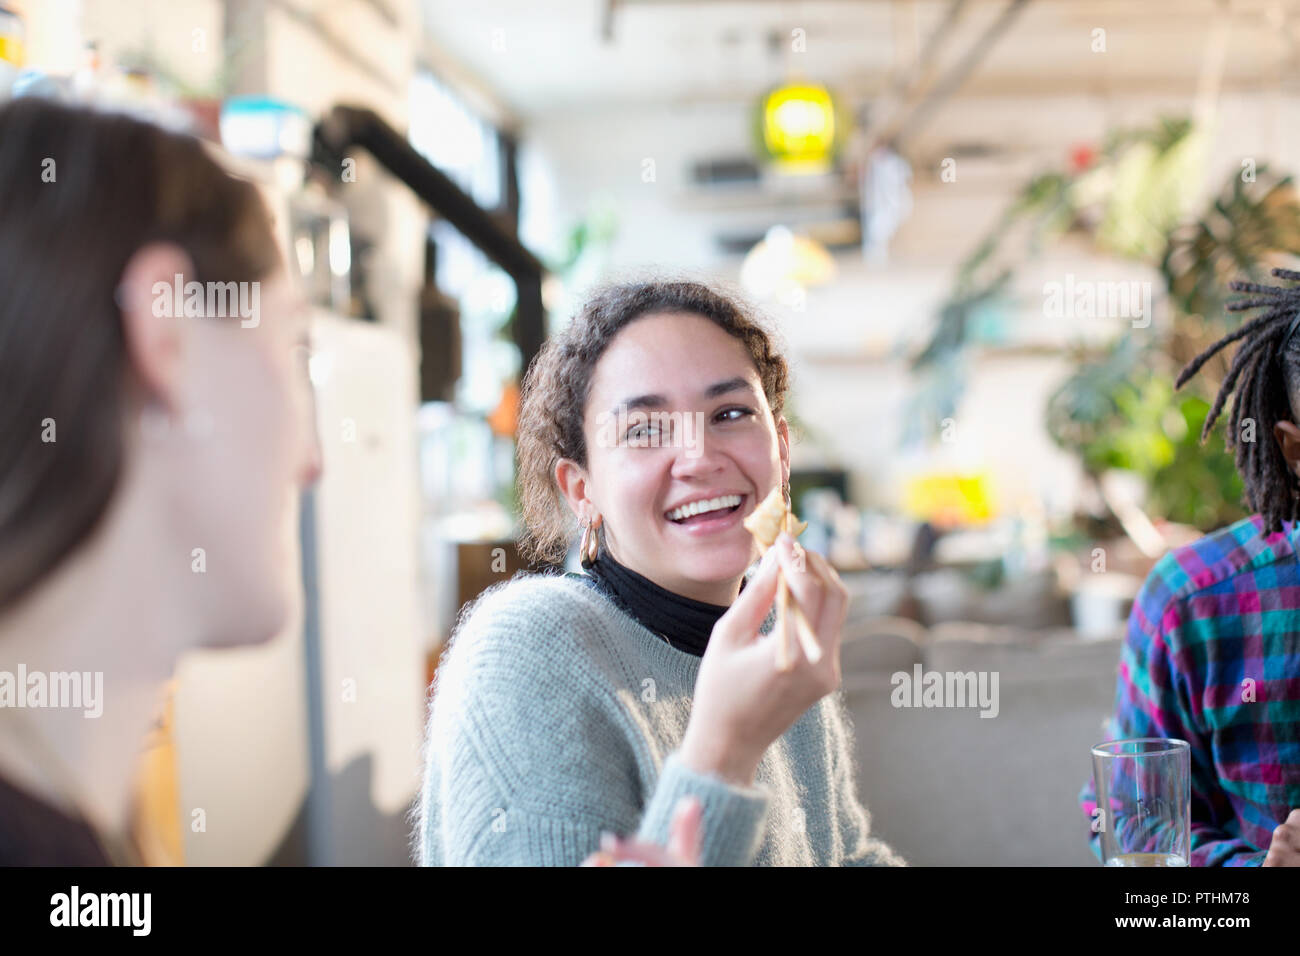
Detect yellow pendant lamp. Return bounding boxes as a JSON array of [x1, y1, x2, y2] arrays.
[[757, 81, 838, 173]]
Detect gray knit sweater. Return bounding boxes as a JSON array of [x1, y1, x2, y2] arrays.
[[413, 570, 906, 866]]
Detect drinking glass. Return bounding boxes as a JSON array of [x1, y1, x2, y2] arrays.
[[1090, 738, 1191, 867]]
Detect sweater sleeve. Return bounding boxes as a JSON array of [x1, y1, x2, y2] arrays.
[[424, 735, 610, 866], [634, 750, 771, 866], [427, 744, 772, 866]]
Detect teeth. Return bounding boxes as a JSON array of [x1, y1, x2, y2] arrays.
[[667, 494, 742, 522]]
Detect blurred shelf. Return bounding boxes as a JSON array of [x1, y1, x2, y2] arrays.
[[798, 342, 1111, 366]]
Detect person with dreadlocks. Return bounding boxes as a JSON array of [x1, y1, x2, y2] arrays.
[[1079, 268, 1300, 867]]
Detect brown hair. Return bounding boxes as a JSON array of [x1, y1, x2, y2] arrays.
[[516, 279, 791, 566], [0, 97, 282, 610]]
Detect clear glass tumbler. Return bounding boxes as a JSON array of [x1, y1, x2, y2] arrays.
[[1090, 738, 1191, 866]]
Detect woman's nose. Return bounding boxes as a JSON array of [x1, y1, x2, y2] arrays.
[[300, 424, 324, 487], [670, 425, 725, 475]]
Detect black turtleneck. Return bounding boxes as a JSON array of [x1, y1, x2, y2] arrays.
[[584, 552, 736, 657]]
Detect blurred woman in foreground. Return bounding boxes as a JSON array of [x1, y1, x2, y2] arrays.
[[0, 97, 322, 864]]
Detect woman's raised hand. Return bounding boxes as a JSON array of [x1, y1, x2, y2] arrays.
[[679, 532, 848, 787]]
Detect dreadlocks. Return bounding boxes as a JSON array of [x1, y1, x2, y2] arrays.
[[1176, 268, 1300, 533]]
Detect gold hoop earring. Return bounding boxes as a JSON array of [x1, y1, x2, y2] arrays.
[[782, 480, 792, 510], [581, 516, 601, 568], [579, 521, 593, 568]]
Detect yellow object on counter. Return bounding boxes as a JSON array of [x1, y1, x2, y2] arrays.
[[902, 470, 997, 528], [0, 4, 24, 68], [0, 35, 24, 67]]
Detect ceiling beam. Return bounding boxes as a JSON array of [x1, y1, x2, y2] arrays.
[[872, 0, 1033, 150]]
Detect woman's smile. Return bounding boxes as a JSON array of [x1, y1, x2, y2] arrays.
[[663, 491, 751, 536]]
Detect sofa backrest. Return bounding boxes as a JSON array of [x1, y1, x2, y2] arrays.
[[839, 630, 1122, 866]]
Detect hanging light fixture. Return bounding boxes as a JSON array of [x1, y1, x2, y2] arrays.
[[740, 225, 836, 306], [755, 81, 839, 172]]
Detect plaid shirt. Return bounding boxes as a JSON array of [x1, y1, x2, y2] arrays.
[[1079, 513, 1300, 866]]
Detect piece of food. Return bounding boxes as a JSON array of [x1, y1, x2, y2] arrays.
[[743, 486, 809, 548], [743, 487, 821, 669], [743, 486, 785, 548]]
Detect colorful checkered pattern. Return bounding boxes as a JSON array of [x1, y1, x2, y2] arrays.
[[1080, 514, 1300, 866]]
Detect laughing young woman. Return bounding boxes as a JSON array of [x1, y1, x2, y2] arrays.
[[415, 281, 904, 867]]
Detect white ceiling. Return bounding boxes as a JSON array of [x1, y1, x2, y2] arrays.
[[419, 0, 1300, 119]]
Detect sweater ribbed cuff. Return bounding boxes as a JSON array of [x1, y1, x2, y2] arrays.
[[636, 750, 770, 866]]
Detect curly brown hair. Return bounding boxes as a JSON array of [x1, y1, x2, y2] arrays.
[[516, 279, 791, 567]]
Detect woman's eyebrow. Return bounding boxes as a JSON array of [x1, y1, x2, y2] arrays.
[[616, 377, 755, 413], [702, 376, 754, 399]]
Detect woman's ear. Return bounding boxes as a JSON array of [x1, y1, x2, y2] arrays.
[[1273, 420, 1300, 476], [116, 242, 196, 416], [555, 457, 593, 522]]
